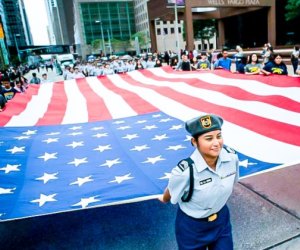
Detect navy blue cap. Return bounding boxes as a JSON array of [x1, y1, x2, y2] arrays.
[[185, 114, 223, 137]]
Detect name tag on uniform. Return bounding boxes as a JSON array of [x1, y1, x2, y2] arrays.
[[199, 178, 212, 185]]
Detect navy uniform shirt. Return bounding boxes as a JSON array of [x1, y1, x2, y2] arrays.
[[167, 147, 239, 219]]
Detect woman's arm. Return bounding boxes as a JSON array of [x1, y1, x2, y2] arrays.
[[158, 188, 171, 203]]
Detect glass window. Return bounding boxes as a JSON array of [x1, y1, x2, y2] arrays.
[[157, 28, 161, 35]]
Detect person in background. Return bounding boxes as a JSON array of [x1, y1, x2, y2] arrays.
[[29, 72, 41, 84], [291, 46, 299, 74], [296, 65, 300, 75], [263, 53, 288, 75], [159, 114, 239, 250], [197, 52, 211, 71], [235, 56, 247, 74], [244, 53, 267, 75], [175, 54, 191, 71], [154, 59, 163, 67], [214, 49, 232, 71], [1, 77, 18, 101], [41, 73, 51, 83], [14, 80, 26, 93], [0, 84, 7, 112]]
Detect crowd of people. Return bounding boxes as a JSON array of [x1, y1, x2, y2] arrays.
[[1, 43, 299, 112], [174, 43, 300, 76]]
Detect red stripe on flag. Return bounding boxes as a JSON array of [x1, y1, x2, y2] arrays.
[[0, 85, 39, 126], [77, 78, 112, 122], [143, 70, 300, 113], [162, 67, 300, 88], [36, 81, 68, 126], [99, 76, 159, 115], [124, 72, 300, 146]]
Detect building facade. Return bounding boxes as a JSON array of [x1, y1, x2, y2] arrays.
[[45, 0, 75, 46], [73, 0, 136, 58]]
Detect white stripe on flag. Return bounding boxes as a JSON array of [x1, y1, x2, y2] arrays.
[[109, 74, 300, 164], [62, 80, 89, 124], [149, 68, 300, 102], [129, 71, 300, 126]]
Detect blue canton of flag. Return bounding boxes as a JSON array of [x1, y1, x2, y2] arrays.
[[0, 111, 279, 221]]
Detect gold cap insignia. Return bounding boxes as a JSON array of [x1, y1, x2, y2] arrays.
[[200, 116, 212, 128]]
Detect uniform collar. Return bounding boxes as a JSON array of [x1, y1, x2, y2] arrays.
[[190, 148, 231, 172]]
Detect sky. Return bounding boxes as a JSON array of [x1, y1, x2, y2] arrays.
[[23, 0, 50, 45]]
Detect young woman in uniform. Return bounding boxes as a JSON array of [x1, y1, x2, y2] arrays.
[[159, 114, 239, 250]]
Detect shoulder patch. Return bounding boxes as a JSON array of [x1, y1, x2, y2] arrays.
[[177, 159, 190, 172], [224, 146, 236, 154]]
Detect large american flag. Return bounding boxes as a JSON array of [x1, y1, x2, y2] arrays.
[[1, 67, 299, 221]]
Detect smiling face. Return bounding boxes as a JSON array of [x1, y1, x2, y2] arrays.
[[192, 130, 223, 161]]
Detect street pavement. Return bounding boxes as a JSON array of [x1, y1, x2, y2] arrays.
[[3, 65, 299, 249]]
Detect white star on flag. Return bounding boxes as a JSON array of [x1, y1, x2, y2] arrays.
[[94, 144, 112, 153], [166, 145, 186, 151], [0, 164, 21, 174], [100, 158, 121, 168], [70, 176, 93, 187], [152, 114, 161, 117], [68, 157, 88, 167], [113, 120, 125, 124], [159, 172, 172, 180], [72, 196, 100, 208], [22, 130, 37, 135], [143, 125, 157, 130], [239, 159, 257, 168], [36, 172, 58, 184], [68, 132, 83, 136], [184, 135, 192, 141], [91, 126, 104, 131], [93, 133, 108, 138], [136, 120, 147, 124], [14, 135, 30, 140], [6, 146, 25, 154], [169, 124, 183, 130], [31, 193, 57, 207], [0, 187, 16, 194], [117, 126, 131, 130], [66, 141, 84, 149], [122, 134, 139, 140], [46, 132, 60, 136], [38, 152, 58, 162], [69, 126, 82, 130], [43, 138, 59, 144], [130, 145, 150, 152], [159, 118, 173, 122], [109, 173, 134, 184], [152, 134, 168, 141], [143, 155, 165, 164]]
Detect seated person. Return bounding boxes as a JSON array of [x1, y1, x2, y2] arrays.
[[244, 53, 265, 75], [0, 87, 7, 112], [175, 54, 191, 71], [214, 49, 232, 71], [197, 52, 211, 70], [263, 53, 288, 75], [1, 77, 18, 101], [235, 56, 247, 74]]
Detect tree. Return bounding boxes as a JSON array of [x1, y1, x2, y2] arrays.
[[91, 39, 102, 54], [194, 20, 216, 50], [131, 31, 148, 50], [285, 0, 300, 21]]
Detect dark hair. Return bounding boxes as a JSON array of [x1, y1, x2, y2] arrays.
[[248, 53, 259, 64]]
